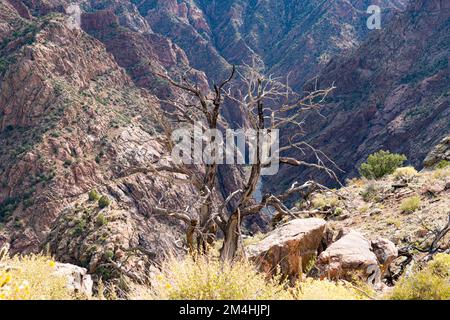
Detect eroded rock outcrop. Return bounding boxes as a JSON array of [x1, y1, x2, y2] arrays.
[[247, 218, 327, 281]]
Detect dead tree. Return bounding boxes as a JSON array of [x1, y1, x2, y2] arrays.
[[153, 59, 338, 262]]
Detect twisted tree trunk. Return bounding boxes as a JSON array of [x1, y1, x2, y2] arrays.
[[220, 214, 241, 262]]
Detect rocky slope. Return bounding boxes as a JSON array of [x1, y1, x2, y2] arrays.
[[80, 1, 209, 97], [271, 0, 450, 190], [0, 1, 205, 278], [79, 0, 447, 194], [325, 170, 450, 252]]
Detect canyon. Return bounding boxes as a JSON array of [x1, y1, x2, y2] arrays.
[[0, 0, 449, 284]]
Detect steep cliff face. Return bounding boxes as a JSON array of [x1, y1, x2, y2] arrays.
[[0, 2, 202, 275], [128, 0, 408, 126], [81, 7, 207, 97], [194, 0, 408, 89], [270, 0, 450, 190], [8, 1, 416, 138], [3, 0, 210, 98], [135, 0, 230, 82]]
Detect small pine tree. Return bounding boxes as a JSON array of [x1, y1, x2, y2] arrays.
[[359, 150, 407, 179]]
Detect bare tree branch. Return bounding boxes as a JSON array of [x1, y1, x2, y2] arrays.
[[150, 59, 338, 262]]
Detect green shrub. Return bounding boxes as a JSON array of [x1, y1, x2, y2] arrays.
[[359, 151, 407, 179], [88, 189, 100, 202], [436, 160, 450, 170], [333, 207, 344, 216], [73, 218, 87, 236], [0, 58, 9, 74], [98, 196, 111, 209], [53, 82, 64, 96], [389, 254, 450, 300], [400, 196, 421, 213], [104, 250, 114, 261], [50, 130, 61, 138], [0, 197, 20, 223], [63, 159, 72, 167]]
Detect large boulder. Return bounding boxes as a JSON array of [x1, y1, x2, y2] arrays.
[[316, 231, 381, 285], [53, 263, 93, 297], [246, 218, 327, 281]]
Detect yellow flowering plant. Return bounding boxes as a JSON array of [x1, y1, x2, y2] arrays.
[[0, 249, 73, 300]]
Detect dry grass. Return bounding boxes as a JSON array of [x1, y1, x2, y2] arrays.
[[347, 178, 368, 188], [291, 278, 371, 300], [393, 167, 418, 181], [436, 160, 450, 170], [243, 233, 267, 246], [129, 255, 291, 300], [360, 182, 384, 202], [127, 254, 375, 301], [388, 253, 450, 300], [358, 205, 370, 214], [431, 167, 450, 180], [386, 218, 402, 229], [0, 250, 74, 300], [311, 194, 341, 210]]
